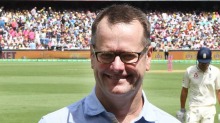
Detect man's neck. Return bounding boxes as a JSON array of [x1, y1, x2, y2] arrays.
[[96, 88, 143, 123]]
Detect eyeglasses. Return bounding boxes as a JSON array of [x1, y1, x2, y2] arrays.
[[92, 46, 148, 64]]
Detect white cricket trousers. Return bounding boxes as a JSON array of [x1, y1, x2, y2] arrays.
[[186, 105, 216, 123]]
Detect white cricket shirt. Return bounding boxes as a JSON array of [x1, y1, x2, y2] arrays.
[[182, 65, 220, 106]]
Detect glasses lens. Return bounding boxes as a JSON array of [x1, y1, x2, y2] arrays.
[[121, 53, 139, 63], [97, 52, 115, 63]]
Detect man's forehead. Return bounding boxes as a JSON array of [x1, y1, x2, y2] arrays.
[[97, 17, 142, 29]]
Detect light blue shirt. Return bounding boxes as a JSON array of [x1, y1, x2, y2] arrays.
[[38, 89, 180, 123]]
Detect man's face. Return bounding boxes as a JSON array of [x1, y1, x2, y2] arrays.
[[198, 62, 210, 72], [91, 17, 152, 97]]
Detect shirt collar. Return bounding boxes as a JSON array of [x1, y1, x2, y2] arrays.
[[84, 89, 157, 122], [133, 90, 156, 122], [196, 65, 211, 73], [84, 88, 106, 116]]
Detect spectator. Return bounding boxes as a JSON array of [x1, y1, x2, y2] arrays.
[[0, 3, 219, 51], [38, 4, 180, 123], [0, 17, 5, 29]]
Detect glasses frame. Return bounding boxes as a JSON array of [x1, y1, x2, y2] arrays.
[[92, 46, 148, 64]]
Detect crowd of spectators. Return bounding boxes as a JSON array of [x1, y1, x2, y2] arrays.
[[149, 11, 220, 51], [0, 6, 95, 51], [0, 5, 219, 51]]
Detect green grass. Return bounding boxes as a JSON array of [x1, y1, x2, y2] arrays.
[[0, 61, 220, 123]]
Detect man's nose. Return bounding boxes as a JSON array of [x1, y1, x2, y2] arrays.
[[111, 56, 125, 72]]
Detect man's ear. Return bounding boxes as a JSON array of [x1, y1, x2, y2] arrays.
[[146, 46, 153, 71]]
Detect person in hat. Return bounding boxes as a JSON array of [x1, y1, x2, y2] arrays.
[[177, 47, 220, 123]]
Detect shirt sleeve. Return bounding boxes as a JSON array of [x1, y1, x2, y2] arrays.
[[215, 68, 220, 90], [182, 68, 190, 88]]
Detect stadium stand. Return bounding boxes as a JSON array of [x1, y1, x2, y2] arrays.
[[0, 1, 219, 51]]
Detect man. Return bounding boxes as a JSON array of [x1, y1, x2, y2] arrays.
[[38, 4, 180, 123], [178, 47, 220, 123], [163, 44, 169, 60]]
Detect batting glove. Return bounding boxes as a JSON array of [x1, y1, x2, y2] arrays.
[[176, 109, 186, 123]]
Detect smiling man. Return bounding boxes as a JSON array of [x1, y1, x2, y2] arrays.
[[39, 4, 180, 123]]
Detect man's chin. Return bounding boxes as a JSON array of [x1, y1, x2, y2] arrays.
[[108, 86, 134, 95]]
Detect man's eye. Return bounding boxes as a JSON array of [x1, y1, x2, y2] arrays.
[[99, 53, 114, 59], [121, 53, 137, 60]]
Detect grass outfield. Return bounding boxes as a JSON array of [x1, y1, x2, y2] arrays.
[[0, 61, 220, 123]]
